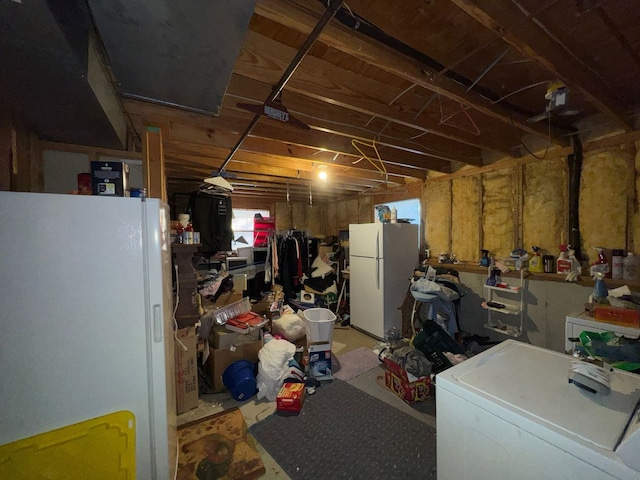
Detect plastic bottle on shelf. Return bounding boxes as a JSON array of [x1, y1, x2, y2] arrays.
[[185, 222, 194, 244], [529, 246, 543, 273], [390, 207, 397, 223], [589, 247, 610, 278], [611, 249, 624, 279], [557, 245, 571, 274], [622, 252, 640, 282], [592, 272, 608, 305], [175, 222, 185, 244]]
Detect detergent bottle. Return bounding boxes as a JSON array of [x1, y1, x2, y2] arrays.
[[529, 246, 544, 273], [557, 244, 571, 274]]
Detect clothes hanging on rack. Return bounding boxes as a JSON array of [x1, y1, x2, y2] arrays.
[[264, 230, 313, 301]]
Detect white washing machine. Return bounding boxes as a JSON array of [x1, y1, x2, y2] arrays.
[[436, 340, 640, 480]]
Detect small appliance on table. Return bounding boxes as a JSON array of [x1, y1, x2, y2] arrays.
[[436, 339, 640, 480]]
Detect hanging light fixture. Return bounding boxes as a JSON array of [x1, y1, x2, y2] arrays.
[[318, 164, 328, 182]]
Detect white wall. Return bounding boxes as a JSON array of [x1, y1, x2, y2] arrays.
[[458, 271, 592, 353]]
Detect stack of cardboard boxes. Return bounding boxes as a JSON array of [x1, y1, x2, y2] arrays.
[[205, 290, 284, 394]]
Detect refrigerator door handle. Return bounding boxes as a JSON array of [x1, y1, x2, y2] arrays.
[[376, 231, 380, 289], [152, 304, 163, 343]]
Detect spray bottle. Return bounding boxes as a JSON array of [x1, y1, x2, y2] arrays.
[[589, 247, 610, 278], [592, 272, 608, 305], [529, 246, 544, 273]]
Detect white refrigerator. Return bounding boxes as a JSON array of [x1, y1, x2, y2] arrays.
[[349, 223, 418, 339], [0, 192, 177, 479], [436, 340, 640, 480]]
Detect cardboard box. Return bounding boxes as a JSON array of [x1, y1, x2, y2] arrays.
[[175, 327, 199, 414], [276, 382, 306, 414], [383, 356, 431, 403], [215, 290, 245, 308], [90, 161, 129, 196], [212, 324, 262, 349], [207, 340, 262, 393], [308, 343, 332, 380]]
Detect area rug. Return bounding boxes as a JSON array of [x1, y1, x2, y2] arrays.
[[177, 407, 265, 480], [333, 346, 382, 381], [331, 340, 347, 354], [249, 380, 437, 480]]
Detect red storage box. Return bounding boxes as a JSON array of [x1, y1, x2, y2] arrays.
[[383, 356, 431, 403], [276, 382, 305, 414], [253, 217, 275, 247]]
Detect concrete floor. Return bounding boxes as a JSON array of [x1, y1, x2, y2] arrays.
[[177, 324, 437, 479]]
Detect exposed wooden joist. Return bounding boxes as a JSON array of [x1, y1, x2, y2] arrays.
[[448, 0, 632, 131], [237, 28, 523, 156], [125, 98, 435, 178], [225, 74, 484, 167], [254, 0, 569, 146]]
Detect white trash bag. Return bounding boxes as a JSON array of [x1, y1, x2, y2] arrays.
[[256, 338, 296, 401]]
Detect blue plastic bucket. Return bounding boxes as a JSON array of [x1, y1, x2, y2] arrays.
[[222, 360, 256, 401]]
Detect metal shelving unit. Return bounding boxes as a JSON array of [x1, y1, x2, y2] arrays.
[[483, 268, 525, 337]]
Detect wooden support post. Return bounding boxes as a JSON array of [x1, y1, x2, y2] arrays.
[[142, 125, 167, 202]]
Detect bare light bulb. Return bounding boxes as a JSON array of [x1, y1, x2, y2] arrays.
[[318, 171, 327, 181]]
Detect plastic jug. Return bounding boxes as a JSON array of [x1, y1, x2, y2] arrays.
[[623, 252, 640, 282]]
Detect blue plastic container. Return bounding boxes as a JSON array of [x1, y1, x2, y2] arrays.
[[222, 360, 257, 401]]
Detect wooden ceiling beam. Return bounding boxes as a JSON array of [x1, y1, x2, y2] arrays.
[[253, 0, 569, 146], [164, 149, 401, 187], [237, 28, 523, 155], [127, 96, 457, 175], [225, 74, 484, 166], [448, 0, 632, 131], [164, 120, 428, 180]]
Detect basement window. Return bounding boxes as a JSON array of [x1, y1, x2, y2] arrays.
[[231, 208, 270, 250]]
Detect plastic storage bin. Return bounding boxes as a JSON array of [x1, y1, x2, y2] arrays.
[[222, 360, 257, 401], [412, 320, 465, 374], [302, 308, 336, 345]]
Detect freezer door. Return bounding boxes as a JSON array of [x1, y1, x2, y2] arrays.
[[0, 193, 173, 479], [349, 223, 382, 258], [143, 199, 177, 479], [349, 255, 385, 338]]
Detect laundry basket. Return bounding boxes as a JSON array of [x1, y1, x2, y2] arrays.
[[302, 308, 336, 380], [302, 308, 337, 345]]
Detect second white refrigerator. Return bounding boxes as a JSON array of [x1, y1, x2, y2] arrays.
[[349, 223, 418, 339]]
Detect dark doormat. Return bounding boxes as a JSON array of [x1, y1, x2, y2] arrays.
[[249, 380, 437, 479]]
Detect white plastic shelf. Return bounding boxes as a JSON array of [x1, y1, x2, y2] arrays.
[[482, 268, 525, 336], [484, 323, 523, 338]]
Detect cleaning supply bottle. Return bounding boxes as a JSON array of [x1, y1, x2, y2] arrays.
[[590, 247, 610, 277], [479, 249, 490, 267], [567, 246, 582, 276], [557, 244, 571, 274], [529, 246, 544, 273], [623, 252, 640, 282], [611, 249, 624, 279], [592, 272, 608, 305]]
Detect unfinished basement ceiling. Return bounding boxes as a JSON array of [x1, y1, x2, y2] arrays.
[[123, 0, 640, 203], [3, 0, 640, 203], [87, 0, 257, 115]]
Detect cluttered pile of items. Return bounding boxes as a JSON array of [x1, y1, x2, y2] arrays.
[[174, 280, 338, 416]]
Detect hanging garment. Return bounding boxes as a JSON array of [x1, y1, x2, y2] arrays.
[[188, 192, 232, 254]]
